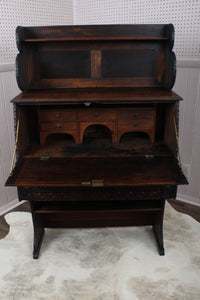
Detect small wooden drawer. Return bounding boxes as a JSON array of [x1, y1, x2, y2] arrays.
[[78, 109, 115, 121], [117, 108, 154, 120], [118, 118, 154, 129], [40, 122, 77, 131], [38, 109, 77, 122]]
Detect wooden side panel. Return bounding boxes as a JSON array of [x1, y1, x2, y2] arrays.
[[164, 102, 177, 156], [162, 49, 176, 90], [16, 51, 29, 91]]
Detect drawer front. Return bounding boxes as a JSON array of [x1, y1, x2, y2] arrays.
[[40, 121, 77, 131], [118, 118, 154, 129], [117, 108, 154, 121], [39, 109, 77, 122], [78, 109, 115, 121]]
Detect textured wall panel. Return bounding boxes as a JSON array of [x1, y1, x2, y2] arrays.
[[74, 0, 200, 58], [0, 0, 73, 63], [0, 71, 19, 212], [174, 66, 200, 205]]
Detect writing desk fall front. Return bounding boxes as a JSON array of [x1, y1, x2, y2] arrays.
[[6, 24, 187, 258]]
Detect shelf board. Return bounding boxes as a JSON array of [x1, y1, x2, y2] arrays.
[[34, 208, 162, 214], [24, 37, 169, 42], [34, 199, 162, 213], [11, 88, 182, 105]]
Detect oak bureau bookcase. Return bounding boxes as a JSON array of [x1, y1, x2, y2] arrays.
[[6, 24, 188, 258]]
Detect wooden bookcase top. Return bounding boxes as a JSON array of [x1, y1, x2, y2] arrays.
[[15, 24, 176, 92]]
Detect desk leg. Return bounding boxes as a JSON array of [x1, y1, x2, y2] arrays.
[[153, 223, 165, 255], [30, 202, 45, 259], [153, 199, 165, 255], [33, 225, 44, 259]]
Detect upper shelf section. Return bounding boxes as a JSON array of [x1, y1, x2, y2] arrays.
[[16, 24, 176, 92]]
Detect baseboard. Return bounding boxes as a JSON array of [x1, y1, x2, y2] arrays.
[[176, 193, 200, 207], [0, 63, 15, 72], [0, 199, 26, 216], [176, 58, 200, 68]]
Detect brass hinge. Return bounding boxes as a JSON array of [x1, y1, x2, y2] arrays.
[[145, 154, 154, 159], [92, 179, 104, 187], [40, 152, 50, 160]]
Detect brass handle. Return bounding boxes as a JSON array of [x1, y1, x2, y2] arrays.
[[56, 114, 60, 118]]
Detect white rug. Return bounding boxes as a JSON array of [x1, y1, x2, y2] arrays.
[[0, 202, 200, 300]]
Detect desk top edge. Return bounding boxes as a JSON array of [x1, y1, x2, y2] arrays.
[[11, 88, 182, 104]]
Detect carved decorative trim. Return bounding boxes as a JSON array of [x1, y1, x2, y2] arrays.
[[18, 185, 177, 202]]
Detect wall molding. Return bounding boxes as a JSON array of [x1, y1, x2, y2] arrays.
[[177, 58, 200, 68], [177, 193, 200, 207], [0, 199, 26, 216], [1, 58, 200, 73], [0, 63, 15, 72]]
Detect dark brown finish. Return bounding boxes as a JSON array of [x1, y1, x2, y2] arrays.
[[6, 24, 188, 258], [16, 24, 175, 91], [1, 200, 200, 242], [6, 157, 186, 187], [38, 106, 156, 144], [38, 50, 91, 79], [16, 24, 174, 42], [11, 88, 182, 105]]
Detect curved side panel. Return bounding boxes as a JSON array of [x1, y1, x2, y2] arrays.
[[16, 26, 24, 52], [162, 51, 176, 91], [165, 24, 175, 50], [15, 52, 29, 91]]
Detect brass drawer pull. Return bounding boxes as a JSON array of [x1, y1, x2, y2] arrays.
[[56, 114, 60, 118]]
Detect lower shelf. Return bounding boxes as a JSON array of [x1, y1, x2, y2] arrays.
[[30, 199, 165, 258], [33, 199, 163, 213], [36, 212, 159, 227], [33, 201, 163, 228]]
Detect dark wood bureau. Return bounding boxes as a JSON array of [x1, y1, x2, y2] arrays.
[[6, 24, 187, 258]]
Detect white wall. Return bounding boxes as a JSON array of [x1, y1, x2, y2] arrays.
[[73, 0, 200, 58], [1, 0, 73, 63], [175, 62, 200, 206], [0, 70, 19, 214], [0, 0, 73, 214]]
